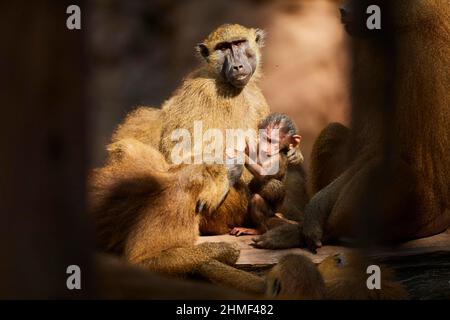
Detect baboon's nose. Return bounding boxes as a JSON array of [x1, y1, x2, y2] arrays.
[[233, 65, 244, 71]]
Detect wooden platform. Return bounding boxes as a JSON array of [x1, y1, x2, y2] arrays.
[[197, 229, 450, 267], [198, 230, 450, 298]]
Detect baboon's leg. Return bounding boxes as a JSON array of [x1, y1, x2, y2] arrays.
[[138, 243, 264, 294], [252, 160, 360, 250], [323, 159, 417, 243], [138, 242, 240, 277], [230, 194, 272, 236], [199, 182, 249, 235], [196, 260, 265, 295], [329, 161, 450, 243], [309, 123, 350, 195], [252, 223, 303, 249]]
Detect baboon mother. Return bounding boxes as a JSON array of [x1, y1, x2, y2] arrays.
[[254, 0, 450, 250], [113, 24, 303, 234]]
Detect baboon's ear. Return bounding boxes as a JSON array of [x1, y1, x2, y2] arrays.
[[255, 28, 266, 47], [290, 135, 302, 148], [196, 43, 209, 58]]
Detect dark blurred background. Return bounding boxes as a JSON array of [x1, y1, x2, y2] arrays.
[[87, 0, 350, 169]]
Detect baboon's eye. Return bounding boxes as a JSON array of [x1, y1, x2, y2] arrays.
[[215, 42, 230, 51], [271, 279, 282, 296], [334, 254, 346, 268]]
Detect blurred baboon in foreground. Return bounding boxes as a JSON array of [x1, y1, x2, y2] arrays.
[[267, 252, 408, 299], [253, 0, 450, 251]]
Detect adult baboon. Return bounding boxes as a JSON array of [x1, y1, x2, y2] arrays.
[[112, 24, 304, 235], [253, 0, 450, 250]]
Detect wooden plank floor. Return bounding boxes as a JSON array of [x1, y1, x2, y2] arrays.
[[197, 229, 450, 267]]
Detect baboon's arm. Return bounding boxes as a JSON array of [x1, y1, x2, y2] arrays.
[[138, 242, 240, 276], [196, 260, 265, 294], [302, 170, 351, 251]]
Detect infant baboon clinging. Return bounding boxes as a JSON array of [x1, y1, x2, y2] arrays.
[[229, 113, 302, 236], [89, 138, 264, 294], [267, 252, 408, 300], [112, 24, 305, 236], [254, 0, 450, 251]]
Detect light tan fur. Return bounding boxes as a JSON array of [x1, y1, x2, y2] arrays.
[[112, 107, 162, 150], [89, 138, 264, 293]]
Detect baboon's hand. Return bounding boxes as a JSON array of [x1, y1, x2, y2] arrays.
[[196, 166, 231, 215], [251, 224, 303, 249], [287, 147, 304, 165], [302, 218, 323, 254]]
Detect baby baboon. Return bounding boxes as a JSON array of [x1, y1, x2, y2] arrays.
[[267, 252, 408, 300], [254, 0, 450, 251], [111, 24, 304, 235], [89, 138, 264, 294], [230, 113, 302, 236]]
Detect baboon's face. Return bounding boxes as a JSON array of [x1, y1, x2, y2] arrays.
[[197, 25, 265, 88]]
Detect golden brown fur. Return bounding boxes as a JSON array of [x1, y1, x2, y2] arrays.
[[89, 138, 265, 294], [112, 107, 162, 150], [268, 252, 408, 300], [266, 254, 326, 299], [159, 25, 270, 233], [107, 25, 272, 235], [90, 139, 230, 267], [199, 181, 250, 235]]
